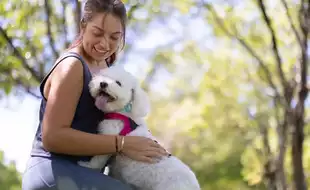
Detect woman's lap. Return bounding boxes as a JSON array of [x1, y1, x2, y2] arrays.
[[22, 156, 132, 190]]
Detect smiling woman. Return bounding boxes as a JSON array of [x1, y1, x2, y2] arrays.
[[83, 13, 122, 61], [69, 0, 126, 66], [21, 0, 168, 190]]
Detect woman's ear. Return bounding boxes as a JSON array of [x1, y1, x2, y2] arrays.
[[130, 84, 150, 117]]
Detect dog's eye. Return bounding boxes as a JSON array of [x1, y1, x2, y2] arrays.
[[116, 80, 122, 86]]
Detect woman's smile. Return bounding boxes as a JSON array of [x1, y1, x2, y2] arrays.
[[93, 46, 109, 56]]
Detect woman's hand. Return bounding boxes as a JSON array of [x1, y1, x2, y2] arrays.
[[121, 136, 169, 163]]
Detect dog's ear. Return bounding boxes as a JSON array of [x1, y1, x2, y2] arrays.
[[130, 83, 150, 117]]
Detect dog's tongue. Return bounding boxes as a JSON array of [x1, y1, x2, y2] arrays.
[[95, 96, 108, 110]]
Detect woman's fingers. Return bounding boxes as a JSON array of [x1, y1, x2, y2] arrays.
[[139, 156, 156, 164], [146, 139, 159, 147], [123, 136, 171, 163], [143, 149, 164, 159], [147, 140, 170, 156]]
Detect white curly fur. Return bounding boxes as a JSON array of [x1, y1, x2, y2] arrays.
[[78, 65, 200, 190]]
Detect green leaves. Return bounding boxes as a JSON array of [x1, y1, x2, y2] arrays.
[[0, 151, 21, 190], [1, 0, 309, 189], [172, 0, 193, 14]]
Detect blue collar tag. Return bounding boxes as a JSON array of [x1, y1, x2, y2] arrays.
[[122, 102, 132, 113]]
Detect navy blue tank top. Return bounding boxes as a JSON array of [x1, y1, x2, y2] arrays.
[[30, 52, 104, 162]]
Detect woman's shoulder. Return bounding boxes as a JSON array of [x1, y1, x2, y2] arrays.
[[40, 51, 86, 99], [43, 52, 86, 98], [52, 55, 84, 80]]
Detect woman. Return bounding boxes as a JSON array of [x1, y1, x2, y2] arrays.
[[22, 0, 168, 189]]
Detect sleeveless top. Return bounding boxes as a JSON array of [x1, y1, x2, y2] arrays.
[[30, 52, 106, 163]]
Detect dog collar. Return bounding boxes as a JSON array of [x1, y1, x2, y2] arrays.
[[121, 89, 134, 113], [104, 113, 138, 136], [122, 102, 132, 113]]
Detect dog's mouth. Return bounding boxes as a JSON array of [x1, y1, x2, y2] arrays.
[[98, 90, 117, 102], [95, 90, 117, 110]]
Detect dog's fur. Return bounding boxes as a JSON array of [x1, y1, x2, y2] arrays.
[[78, 65, 200, 190]]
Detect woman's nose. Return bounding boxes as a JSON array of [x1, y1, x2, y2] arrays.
[[100, 36, 110, 50]]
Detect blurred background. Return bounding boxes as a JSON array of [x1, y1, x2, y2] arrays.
[[0, 0, 309, 189]]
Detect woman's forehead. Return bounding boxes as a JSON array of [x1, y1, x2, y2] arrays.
[[90, 13, 123, 34]]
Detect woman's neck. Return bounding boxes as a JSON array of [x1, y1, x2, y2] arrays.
[[69, 46, 109, 75]]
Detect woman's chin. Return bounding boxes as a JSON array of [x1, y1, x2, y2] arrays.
[[92, 54, 110, 63]]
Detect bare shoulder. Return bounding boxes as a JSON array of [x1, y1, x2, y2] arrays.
[[45, 55, 85, 107], [43, 56, 85, 133], [51, 56, 84, 83]]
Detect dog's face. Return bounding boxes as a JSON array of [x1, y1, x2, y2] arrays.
[[89, 65, 150, 117]]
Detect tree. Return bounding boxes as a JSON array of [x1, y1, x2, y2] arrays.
[[1, 0, 309, 190], [0, 151, 21, 190], [202, 1, 309, 189], [0, 0, 152, 97], [146, 0, 309, 189]]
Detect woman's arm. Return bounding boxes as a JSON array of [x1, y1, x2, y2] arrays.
[[41, 56, 169, 162], [42, 57, 116, 156]]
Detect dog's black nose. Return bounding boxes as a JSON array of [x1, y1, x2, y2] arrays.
[[100, 82, 108, 88]]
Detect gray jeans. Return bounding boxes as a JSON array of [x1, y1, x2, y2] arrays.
[[22, 156, 132, 190]]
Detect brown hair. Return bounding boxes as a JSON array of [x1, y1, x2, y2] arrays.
[[69, 0, 127, 65]]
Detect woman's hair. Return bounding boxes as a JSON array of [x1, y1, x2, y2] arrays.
[[69, 0, 127, 65]]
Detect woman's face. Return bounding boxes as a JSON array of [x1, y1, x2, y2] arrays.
[[81, 13, 123, 62]]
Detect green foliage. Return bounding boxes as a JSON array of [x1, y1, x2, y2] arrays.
[[1, 0, 309, 189], [0, 151, 21, 190]]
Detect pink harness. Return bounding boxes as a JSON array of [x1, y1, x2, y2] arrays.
[[104, 113, 138, 136]]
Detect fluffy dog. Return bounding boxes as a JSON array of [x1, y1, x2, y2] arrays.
[[78, 65, 200, 190]]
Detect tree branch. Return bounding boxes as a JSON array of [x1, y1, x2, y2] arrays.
[[291, 1, 309, 190], [73, 0, 81, 34], [141, 63, 160, 92], [25, 39, 44, 78], [257, 0, 288, 90], [61, 0, 70, 48], [44, 0, 59, 59], [260, 123, 277, 190], [0, 26, 42, 82], [298, 0, 306, 41], [25, 15, 45, 78], [14, 78, 41, 99], [127, 4, 140, 21], [280, 0, 303, 47], [204, 4, 280, 98], [21, 86, 41, 99], [0, 68, 41, 98], [275, 112, 289, 189], [295, 0, 309, 106], [115, 4, 142, 66], [299, 0, 309, 96]]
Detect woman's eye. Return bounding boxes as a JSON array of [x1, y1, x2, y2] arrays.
[[116, 81, 122, 86], [111, 36, 119, 41], [93, 30, 102, 36]]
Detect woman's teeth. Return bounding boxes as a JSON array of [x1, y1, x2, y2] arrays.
[[95, 47, 107, 53]]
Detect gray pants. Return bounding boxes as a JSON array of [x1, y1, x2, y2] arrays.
[[22, 156, 132, 190]]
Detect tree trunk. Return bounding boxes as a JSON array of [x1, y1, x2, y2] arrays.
[[292, 110, 307, 190], [275, 111, 289, 190], [291, 1, 309, 188], [265, 168, 277, 190], [74, 0, 81, 35]]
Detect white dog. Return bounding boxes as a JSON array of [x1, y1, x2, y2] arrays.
[[78, 65, 200, 190]]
